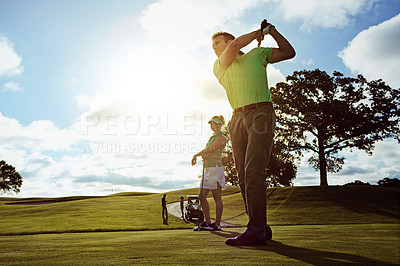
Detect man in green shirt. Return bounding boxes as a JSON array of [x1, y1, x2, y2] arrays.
[[212, 21, 295, 246]]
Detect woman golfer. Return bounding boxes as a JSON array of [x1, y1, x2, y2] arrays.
[[191, 115, 227, 230]]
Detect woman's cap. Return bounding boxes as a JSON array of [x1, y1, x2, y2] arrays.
[[208, 118, 223, 124]]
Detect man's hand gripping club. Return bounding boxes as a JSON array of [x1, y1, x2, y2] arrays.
[[257, 19, 275, 47]]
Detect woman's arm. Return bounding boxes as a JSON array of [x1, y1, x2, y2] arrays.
[[191, 136, 226, 165], [199, 136, 226, 156]]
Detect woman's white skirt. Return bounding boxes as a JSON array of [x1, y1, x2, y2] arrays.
[[200, 166, 226, 190]]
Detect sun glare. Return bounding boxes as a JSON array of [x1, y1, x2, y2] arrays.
[[101, 47, 199, 116]]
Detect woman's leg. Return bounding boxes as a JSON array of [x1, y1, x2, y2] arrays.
[[199, 188, 211, 224], [211, 183, 223, 225]]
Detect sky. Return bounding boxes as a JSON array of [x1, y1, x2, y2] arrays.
[[0, 0, 399, 197]]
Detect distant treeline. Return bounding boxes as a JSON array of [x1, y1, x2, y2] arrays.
[[345, 177, 400, 187]]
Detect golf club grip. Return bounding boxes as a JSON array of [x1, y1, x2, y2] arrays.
[[260, 19, 268, 33]]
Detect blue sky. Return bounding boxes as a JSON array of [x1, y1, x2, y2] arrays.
[[1, 0, 399, 197]]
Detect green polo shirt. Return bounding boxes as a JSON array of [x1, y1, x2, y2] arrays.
[[213, 47, 273, 109], [204, 132, 226, 167]]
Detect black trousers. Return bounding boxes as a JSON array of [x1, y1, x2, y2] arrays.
[[228, 104, 276, 237]]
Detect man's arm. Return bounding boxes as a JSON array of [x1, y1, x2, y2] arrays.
[[219, 30, 262, 67], [269, 27, 296, 63]]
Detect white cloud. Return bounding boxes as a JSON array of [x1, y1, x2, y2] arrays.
[[139, 0, 380, 49], [339, 13, 400, 88], [272, 0, 379, 31], [301, 58, 315, 66], [267, 65, 286, 88], [0, 136, 202, 197], [0, 112, 79, 152], [139, 0, 262, 51], [0, 108, 206, 197], [1, 81, 23, 92], [0, 35, 24, 76]]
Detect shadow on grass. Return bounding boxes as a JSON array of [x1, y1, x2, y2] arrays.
[[211, 229, 240, 239], [322, 186, 400, 220], [222, 211, 247, 222], [267, 241, 394, 265], [234, 239, 393, 265], [211, 230, 395, 265]]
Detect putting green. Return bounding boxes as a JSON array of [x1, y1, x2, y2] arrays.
[[0, 224, 398, 265]]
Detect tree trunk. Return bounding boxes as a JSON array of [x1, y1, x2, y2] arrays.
[[319, 153, 328, 186], [318, 135, 328, 186]]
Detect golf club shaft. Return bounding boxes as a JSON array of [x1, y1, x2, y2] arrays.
[[200, 159, 205, 222]]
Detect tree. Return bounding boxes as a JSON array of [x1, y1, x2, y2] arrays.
[[344, 180, 371, 186], [221, 130, 239, 186], [221, 130, 297, 187], [377, 177, 400, 187], [266, 142, 297, 187], [0, 160, 23, 194], [271, 69, 400, 186]]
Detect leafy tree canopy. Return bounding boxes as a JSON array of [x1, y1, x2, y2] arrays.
[[0, 160, 23, 194], [377, 177, 400, 187], [272, 69, 400, 186]]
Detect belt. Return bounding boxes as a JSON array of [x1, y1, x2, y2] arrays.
[[233, 101, 272, 113]]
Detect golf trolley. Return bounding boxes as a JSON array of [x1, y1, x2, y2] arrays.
[[184, 195, 204, 222]]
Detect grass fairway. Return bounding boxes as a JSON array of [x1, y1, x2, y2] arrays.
[[0, 186, 399, 264], [0, 187, 240, 235], [221, 186, 400, 226], [0, 224, 398, 265]]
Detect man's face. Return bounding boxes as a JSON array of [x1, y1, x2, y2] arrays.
[[212, 35, 230, 57]]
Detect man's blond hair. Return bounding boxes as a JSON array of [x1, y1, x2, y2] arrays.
[[212, 31, 244, 55], [211, 31, 235, 41]]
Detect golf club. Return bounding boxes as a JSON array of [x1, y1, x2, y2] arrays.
[[193, 159, 205, 231]]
